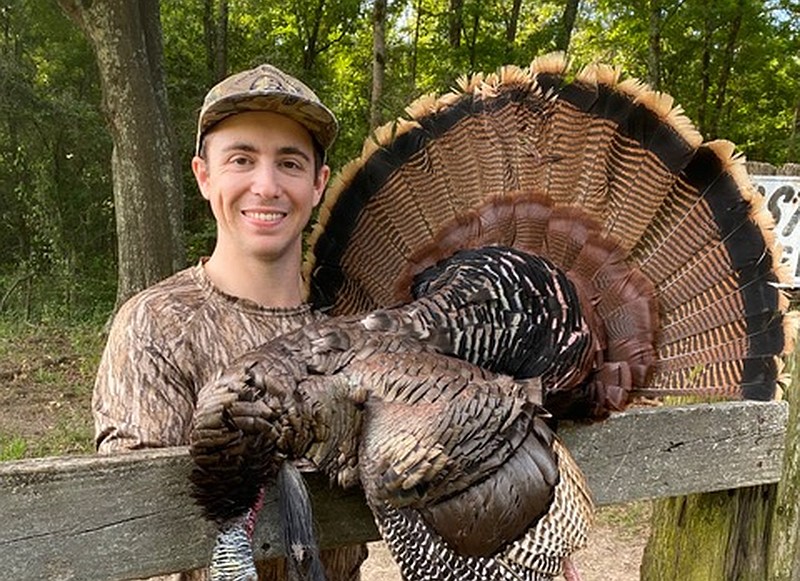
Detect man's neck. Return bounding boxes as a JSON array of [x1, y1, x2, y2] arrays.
[[203, 252, 305, 308]]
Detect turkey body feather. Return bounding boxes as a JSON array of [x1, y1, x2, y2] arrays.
[[192, 321, 592, 580], [190, 54, 795, 581]]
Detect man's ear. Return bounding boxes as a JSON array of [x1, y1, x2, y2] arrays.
[[314, 164, 331, 207], [192, 156, 211, 201]]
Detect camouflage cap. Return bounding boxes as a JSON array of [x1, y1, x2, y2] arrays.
[[195, 64, 338, 155]]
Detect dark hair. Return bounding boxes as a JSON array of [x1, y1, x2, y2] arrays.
[[310, 139, 326, 178]]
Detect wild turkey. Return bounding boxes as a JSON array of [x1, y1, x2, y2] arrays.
[[189, 53, 795, 580]]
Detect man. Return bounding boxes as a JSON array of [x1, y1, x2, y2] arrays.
[[93, 64, 366, 580]]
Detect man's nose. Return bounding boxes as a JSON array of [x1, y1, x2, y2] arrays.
[[252, 163, 280, 197]]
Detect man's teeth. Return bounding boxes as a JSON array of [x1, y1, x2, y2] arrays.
[[247, 211, 283, 221]]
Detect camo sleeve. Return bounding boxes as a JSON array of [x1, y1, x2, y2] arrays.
[[92, 293, 196, 453]]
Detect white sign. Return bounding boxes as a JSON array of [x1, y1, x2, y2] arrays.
[[752, 174, 800, 287]]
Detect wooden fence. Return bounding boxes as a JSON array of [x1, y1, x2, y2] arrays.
[[0, 400, 787, 581]]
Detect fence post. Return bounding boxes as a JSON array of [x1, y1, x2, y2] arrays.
[[768, 337, 800, 580]]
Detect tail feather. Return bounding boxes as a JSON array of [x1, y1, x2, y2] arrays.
[[659, 281, 782, 348], [646, 356, 780, 399], [537, 62, 700, 251], [654, 245, 741, 311], [304, 53, 793, 410]]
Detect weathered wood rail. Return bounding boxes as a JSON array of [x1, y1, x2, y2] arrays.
[[0, 400, 787, 581]]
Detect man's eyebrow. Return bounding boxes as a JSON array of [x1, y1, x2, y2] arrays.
[[221, 141, 258, 153], [277, 145, 312, 163], [219, 142, 312, 163]]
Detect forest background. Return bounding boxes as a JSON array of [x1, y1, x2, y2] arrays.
[[1, 0, 798, 326]]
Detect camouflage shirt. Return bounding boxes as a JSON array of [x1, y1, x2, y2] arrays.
[[93, 262, 365, 580]]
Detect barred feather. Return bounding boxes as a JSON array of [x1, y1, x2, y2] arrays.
[[305, 53, 794, 405]]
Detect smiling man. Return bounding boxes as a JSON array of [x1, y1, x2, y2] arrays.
[[194, 110, 328, 306], [93, 64, 366, 580]]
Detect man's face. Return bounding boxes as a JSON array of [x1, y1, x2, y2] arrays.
[[192, 111, 329, 266]]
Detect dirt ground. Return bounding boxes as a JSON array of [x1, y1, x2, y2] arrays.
[[0, 324, 649, 579], [0, 324, 100, 458], [567, 510, 649, 581]]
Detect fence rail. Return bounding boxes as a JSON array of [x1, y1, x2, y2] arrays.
[[0, 400, 787, 581]]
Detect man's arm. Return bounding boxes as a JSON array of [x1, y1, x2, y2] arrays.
[[93, 299, 196, 453]]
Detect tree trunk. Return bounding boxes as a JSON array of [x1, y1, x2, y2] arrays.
[[697, 4, 713, 134], [449, 0, 463, 48], [203, 0, 215, 82], [57, 0, 184, 309], [647, 0, 662, 90], [555, 0, 580, 54], [203, 0, 228, 83], [214, 0, 228, 82], [370, 0, 387, 131], [504, 0, 523, 59], [410, 0, 423, 87], [709, 0, 744, 138], [790, 101, 800, 161], [302, 0, 328, 72], [467, 7, 480, 70]]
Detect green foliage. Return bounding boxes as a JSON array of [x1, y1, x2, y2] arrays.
[[0, 0, 114, 323], [0, 0, 797, 323], [570, 0, 800, 165]]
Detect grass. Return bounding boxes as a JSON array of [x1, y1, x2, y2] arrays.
[[0, 435, 28, 461], [0, 318, 105, 459]]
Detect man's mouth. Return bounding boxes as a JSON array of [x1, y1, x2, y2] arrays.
[[243, 210, 286, 222]]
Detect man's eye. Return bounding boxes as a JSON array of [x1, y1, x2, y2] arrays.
[[281, 159, 303, 170]]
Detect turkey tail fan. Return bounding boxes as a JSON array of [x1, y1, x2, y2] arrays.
[[304, 53, 796, 409], [305, 53, 700, 312]]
